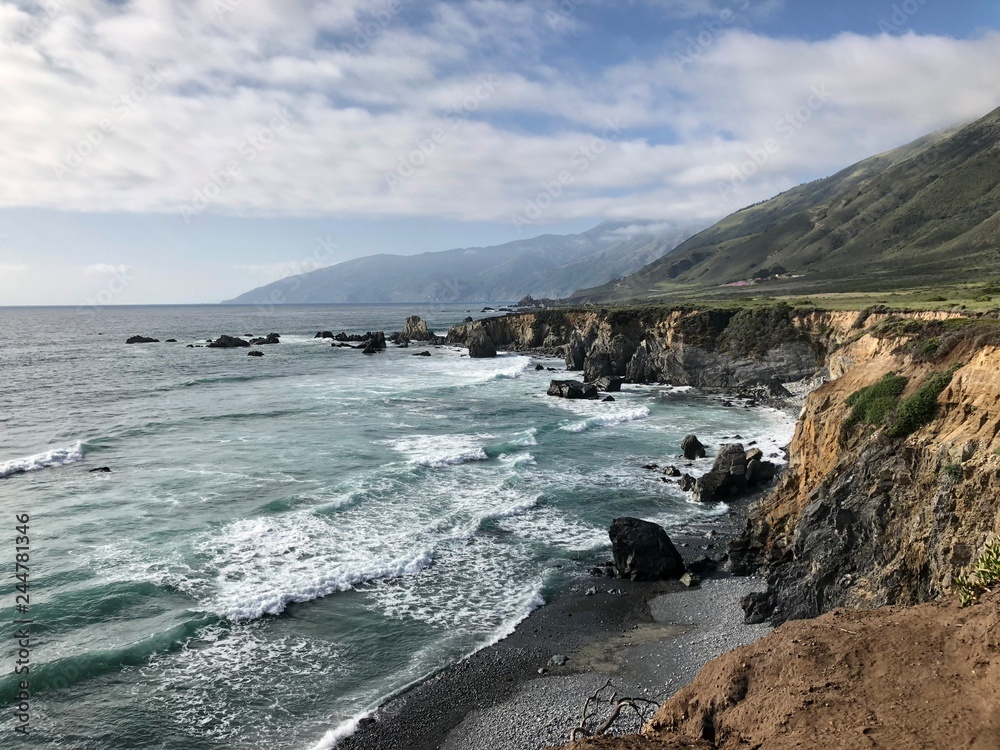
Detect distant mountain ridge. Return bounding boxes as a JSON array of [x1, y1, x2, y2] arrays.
[[572, 105, 1000, 302], [223, 221, 701, 304]]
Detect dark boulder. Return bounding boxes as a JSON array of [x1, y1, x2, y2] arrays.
[[89, 466, 112, 473], [534, 364, 545, 371], [207, 335, 250, 348], [412, 350, 432, 357], [247, 350, 264, 357], [593, 376, 624, 393], [746, 459, 778, 485], [694, 443, 748, 502], [608, 517, 686, 581], [678, 474, 696, 492], [126, 335, 159, 344], [547, 380, 599, 399], [316, 331, 334, 339], [249, 333, 280, 345], [768, 376, 792, 397], [665, 466, 681, 477], [681, 435, 707, 460], [564, 333, 586, 371], [745, 447, 764, 463], [467, 329, 497, 359], [165, 339, 178, 343], [464, 316, 474, 323], [602, 395, 615, 402], [583, 351, 614, 383]]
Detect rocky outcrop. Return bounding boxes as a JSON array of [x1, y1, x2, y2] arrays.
[[361, 332, 387, 355], [401, 315, 434, 342], [593, 376, 624, 392], [609, 517, 686, 581], [315, 330, 334, 339], [207, 335, 250, 348], [247, 350, 264, 357], [126, 335, 159, 344], [547, 380, 599, 400], [467, 329, 497, 359]]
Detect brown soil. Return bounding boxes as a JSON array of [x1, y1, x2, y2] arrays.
[[556, 592, 1000, 750]]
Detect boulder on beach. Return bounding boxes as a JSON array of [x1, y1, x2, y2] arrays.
[[126, 335, 159, 344], [681, 434, 707, 460], [608, 517, 686, 581], [547, 380, 599, 400], [207, 335, 250, 348], [467, 329, 497, 359]]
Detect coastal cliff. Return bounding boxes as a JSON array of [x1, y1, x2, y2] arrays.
[[732, 315, 1000, 623]]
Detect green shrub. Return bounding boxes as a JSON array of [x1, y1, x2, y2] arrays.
[[943, 462, 964, 482], [884, 365, 961, 438], [843, 373, 908, 431], [955, 539, 1000, 607], [926, 295, 948, 302], [920, 338, 940, 356]]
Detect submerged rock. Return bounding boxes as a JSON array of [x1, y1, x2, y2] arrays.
[[412, 350, 432, 357], [89, 466, 112, 473], [247, 350, 264, 357], [609, 517, 686, 581]]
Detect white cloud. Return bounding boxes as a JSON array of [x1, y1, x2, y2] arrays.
[[0, 1, 998, 230], [84, 263, 129, 275]]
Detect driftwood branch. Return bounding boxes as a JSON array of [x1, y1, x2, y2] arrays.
[[569, 679, 661, 742]]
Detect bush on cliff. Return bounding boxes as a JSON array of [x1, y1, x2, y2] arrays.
[[955, 538, 1000, 607], [843, 373, 908, 433], [884, 365, 961, 438]]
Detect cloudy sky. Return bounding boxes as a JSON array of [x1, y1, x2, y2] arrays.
[[2, 0, 999, 304]]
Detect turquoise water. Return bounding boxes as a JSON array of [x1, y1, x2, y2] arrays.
[[0, 304, 793, 749]]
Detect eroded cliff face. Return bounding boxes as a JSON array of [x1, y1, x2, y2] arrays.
[[732, 323, 1000, 623], [448, 307, 836, 388]]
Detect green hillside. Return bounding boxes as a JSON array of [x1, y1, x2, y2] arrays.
[[572, 105, 1000, 304]]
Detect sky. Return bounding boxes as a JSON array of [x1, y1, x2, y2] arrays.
[[2, 0, 1000, 305]]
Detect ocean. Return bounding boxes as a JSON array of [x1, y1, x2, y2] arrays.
[[0, 304, 793, 749]]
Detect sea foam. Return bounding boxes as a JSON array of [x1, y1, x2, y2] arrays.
[[0, 441, 84, 478]]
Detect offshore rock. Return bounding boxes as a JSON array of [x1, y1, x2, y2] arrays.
[[593, 375, 624, 392], [694, 443, 747, 502], [207, 335, 250, 348], [126, 335, 159, 344], [681, 434, 707, 459], [547, 380, 599, 399], [401, 315, 433, 342], [249, 333, 280, 345]]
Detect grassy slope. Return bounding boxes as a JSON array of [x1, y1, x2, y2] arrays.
[[572, 105, 1000, 307]]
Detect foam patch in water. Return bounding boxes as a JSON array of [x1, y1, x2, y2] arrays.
[[382, 434, 490, 468], [0, 441, 84, 478]]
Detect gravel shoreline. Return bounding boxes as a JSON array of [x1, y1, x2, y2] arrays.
[[335, 498, 773, 750]]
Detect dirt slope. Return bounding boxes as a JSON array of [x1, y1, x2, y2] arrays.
[[556, 592, 1000, 750]]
